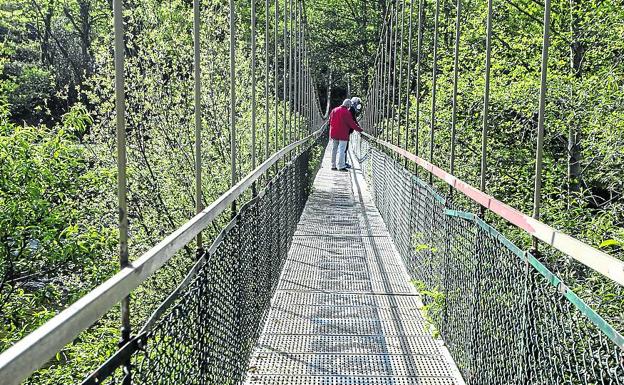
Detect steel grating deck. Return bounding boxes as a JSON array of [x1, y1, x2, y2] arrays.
[[245, 147, 463, 385]]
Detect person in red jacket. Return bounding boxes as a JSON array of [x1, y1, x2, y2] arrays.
[[329, 99, 362, 171]]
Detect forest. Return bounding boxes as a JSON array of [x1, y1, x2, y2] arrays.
[[0, 0, 622, 383]]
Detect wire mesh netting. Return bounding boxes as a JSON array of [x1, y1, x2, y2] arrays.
[[82, 131, 327, 385], [353, 135, 624, 385]]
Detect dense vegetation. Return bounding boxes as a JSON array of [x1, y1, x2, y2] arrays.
[[0, 0, 622, 383]]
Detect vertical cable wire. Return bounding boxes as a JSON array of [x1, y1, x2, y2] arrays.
[[294, 0, 300, 139], [230, 0, 237, 194], [395, 0, 406, 147], [193, 0, 203, 249], [387, 7, 397, 142], [282, 0, 288, 147], [449, 0, 461, 180], [288, 0, 293, 143], [480, 0, 493, 211], [251, 0, 257, 174], [383, 6, 394, 141], [414, 0, 424, 160], [429, 0, 441, 184], [264, 0, 269, 160], [403, 0, 415, 152], [299, 1, 304, 135], [274, 0, 279, 153], [379, 8, 388, 137], [113, 0, 130, 378], [532, 0, 551, 251], [389, 4, 398, 143], [300, 2, 304, 134], [373, 15, 389, 135]]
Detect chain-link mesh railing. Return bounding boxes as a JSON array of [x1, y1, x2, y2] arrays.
[[354, 135, 624, 384], [82, 131, 327, 385]]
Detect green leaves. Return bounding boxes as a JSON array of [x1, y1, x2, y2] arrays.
[[0, 119, 116, 356], [600, 239, 621, 249]]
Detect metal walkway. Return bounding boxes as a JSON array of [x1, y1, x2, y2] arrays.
[[245, 146, 463, 385]]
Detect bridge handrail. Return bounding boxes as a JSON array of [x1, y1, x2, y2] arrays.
[[361, 131, 624, 287], [0, 124, 327, 385]]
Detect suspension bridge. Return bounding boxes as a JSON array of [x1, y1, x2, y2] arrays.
[[1, 0, 623, 384]]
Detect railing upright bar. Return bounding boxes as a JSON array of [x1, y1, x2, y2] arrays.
[[403, 0, 414, 153], [193, 0, 203, 249], [449, 0, 461, 184], [390, 2, 401, 145], [230, 0, 237, 213], [429, 0, 440, 184], [386, 8, 395, 143], [414, 0, 424, 164], [265, 0, 270, 160], [532, 0, 551, 252], [288, 0, 293, 143], [282, 0, 288, 148], [480, 0, 493, 215], [379, 11, 386, 136], [112, 0, 131, 382], [251, 0, 257, 175], [294, 0, 299, 139], [274, 0, 279, 154], [379, 12, 389, 138], [395, 0, 406, 147], [372, 21, 385, 135]]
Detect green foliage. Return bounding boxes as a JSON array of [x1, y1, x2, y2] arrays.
[[7, 65, 54, 121], [412, 280, 444, 339], [61, 103, 93, 139], [0, 119, 116, 352]]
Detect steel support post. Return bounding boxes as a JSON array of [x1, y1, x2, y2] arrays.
[[449, 0, 461, 190], [532, 0, 551, 252], [395, 0, 406, 147], [113, 0, 130, 381], [274, 0, 279, 154], [382, 7, 394, 141], [403, 0, 414, 153], [193, 0, 203, 251], [390, 4, 400, 145], [230, 0, 237, 215], [265, 0, 270, 160], [251, 0, 257, 190], [282, 0, 288, 148], [288, 0, 293, 143], [414, 0, 424, 162], [480, 0, 493, 217], [429, 0, 440, 184], [386, 9, 396, 143]]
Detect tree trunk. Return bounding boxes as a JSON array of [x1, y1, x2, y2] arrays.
[[41, 0, 54, 66]]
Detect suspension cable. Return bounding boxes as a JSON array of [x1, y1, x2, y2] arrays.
[[429, 0, 441, 184], [229, 0, 237, 204], [395, 0, 406, 147], [403, 0, 415, 153], [274, 0, 279, 154], [532, 0, 552, 251], [479, 0, 493, 216], [193, 0, 203, 249], [113, 0, 130, 381], [251, 0, 257, 173], [414, 0, 424, 160], [264, 0, 270, 160], [449, 0, 461, 181]]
